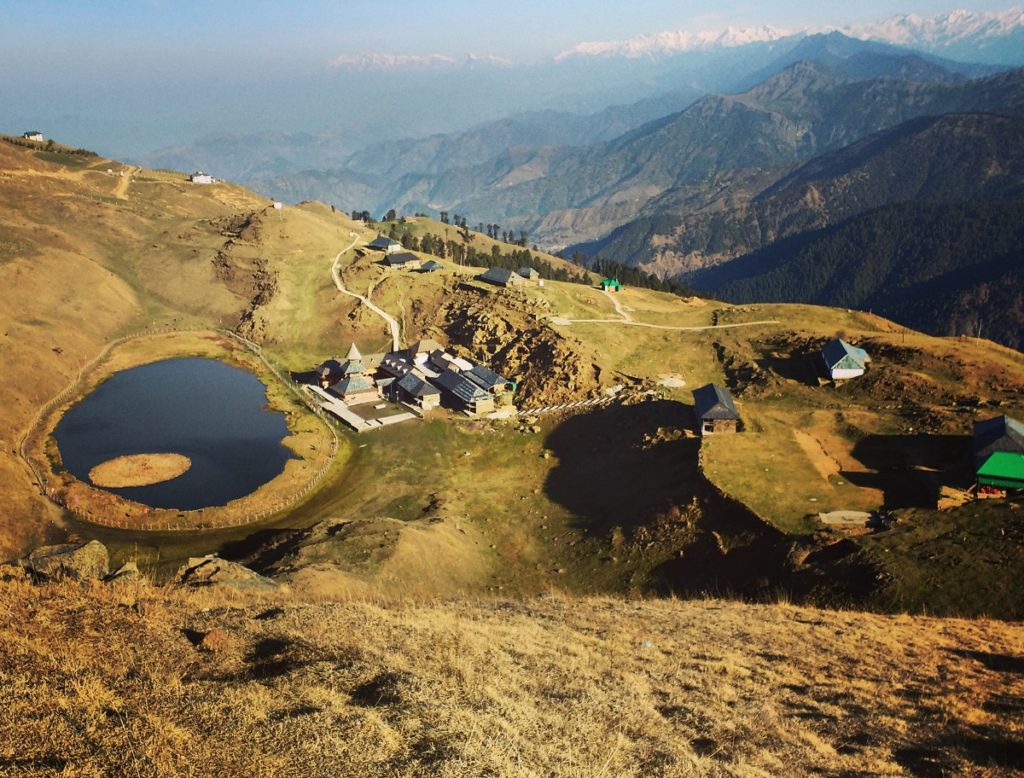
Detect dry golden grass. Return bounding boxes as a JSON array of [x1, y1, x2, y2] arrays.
[[88, 453, 192, 488], [0, 579, 1022, 777]]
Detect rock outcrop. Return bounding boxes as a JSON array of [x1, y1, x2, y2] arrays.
[[175, 556, 279, 591], [24, 540, 110, 580]]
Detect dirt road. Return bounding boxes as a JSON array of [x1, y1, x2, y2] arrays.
[[331, 234, 402, 351]]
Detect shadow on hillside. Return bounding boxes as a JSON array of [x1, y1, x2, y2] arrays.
[[543, 400, 700, 533], [648, 476, 808, 600], [758, 352, 823, 386], [844, 434, 971, 509]]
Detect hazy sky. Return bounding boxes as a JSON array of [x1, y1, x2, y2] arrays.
[[3, 0, 1018, 74], [3, 1, 1020, 156]]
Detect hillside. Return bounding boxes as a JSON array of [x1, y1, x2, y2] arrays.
[[2, 137, 1023, 621], [345, 57, 1024, 248], [687, 199, 1024, 349], [2, 577, 1023, 777]]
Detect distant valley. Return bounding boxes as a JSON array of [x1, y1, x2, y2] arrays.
[[131, 20, 1024, 353]]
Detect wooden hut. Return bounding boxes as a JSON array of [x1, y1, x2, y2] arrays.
[[692, 383, 741, 436]]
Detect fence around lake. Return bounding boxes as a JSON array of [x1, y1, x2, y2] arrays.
[[18, 327, 343, 532]]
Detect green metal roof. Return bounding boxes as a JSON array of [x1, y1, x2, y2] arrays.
[[977, 451, 1024, 489]]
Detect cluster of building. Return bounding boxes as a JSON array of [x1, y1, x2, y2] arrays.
[[188, 171, 216, 184], [310, 339, 515, 417]]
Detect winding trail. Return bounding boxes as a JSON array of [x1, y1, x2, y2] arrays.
[[330, 233, 402, 351], [549, 317, 781, 332]]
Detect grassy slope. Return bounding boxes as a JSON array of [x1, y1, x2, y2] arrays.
[[0, 141, 273, 555], [3, 140, 1024, 617], [1, 579, 1022, 777]]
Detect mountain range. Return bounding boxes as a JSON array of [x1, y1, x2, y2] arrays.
[[134, 24, 1024, 350], [555, 7, 1024, 65]]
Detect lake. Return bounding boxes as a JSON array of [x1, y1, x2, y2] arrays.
[[53, 357, 295, 510]]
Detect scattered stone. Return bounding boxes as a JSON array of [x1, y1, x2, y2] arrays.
[[25, 540, 109, 581], [175, 556, 277, 591]]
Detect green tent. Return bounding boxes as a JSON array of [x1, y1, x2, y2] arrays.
[[977, 451, 1024, 490]]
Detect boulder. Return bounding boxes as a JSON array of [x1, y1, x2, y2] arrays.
[[175, 556, 277, 591], [25, 540, 109, 580], [107, 560, 144, 584]]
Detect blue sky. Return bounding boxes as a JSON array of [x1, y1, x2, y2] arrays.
[[3, 0, 1017, 73]]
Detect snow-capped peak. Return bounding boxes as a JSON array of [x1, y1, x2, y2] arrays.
[[554, 25, 793, 61], [843, 6, 1024, 47]]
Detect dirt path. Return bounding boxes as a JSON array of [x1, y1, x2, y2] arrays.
[[602, 289, 632, 321], [331, 235, 402, 351], [794, 430, 842, 482], [550, 317, 781, 332], [112, 165, 138, 200]]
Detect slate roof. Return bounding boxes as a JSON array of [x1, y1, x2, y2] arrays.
[[384, 251, 418, 266], [396, 372, 441, 398], [478, 267, 520, 287], [821, 339, 870, 371], [368, 236, 400, 250], [379, 353, 414, 378], [433, 370, 490, 404], [328, 375, 376, 396], [421, 260, 443, 272], [692, 383, 740, 421], [316, 359, 342, 377], [338, 359, 365, 376], [518, 267, 540, 279], [409, 338, 445, 356], [973, 415, 1024, 468], [465, 363, 510, 391]]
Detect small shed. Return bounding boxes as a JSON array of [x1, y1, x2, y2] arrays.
[[382, 251, 419, 269], [189, 171, 215, 184], [692, 383, 741, 436], [518, 267, 540, 281], [600, 278, 622, 292], [821, 339, 870, 381], [977, 451, 1024, 492], [420, 260, 443, 273], [973, 414, 1024, 495], [367, 236, 402, 254], [21, 131, 44, 142], [477, 267, 523, 288]]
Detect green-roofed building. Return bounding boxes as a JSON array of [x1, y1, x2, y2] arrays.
[[973, 414, 1024, 494], [600, 278, 622, 292], [976, 452, 1024, 491]]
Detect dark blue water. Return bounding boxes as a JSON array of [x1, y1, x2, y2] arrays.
[[53, 358, 295, 510]]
